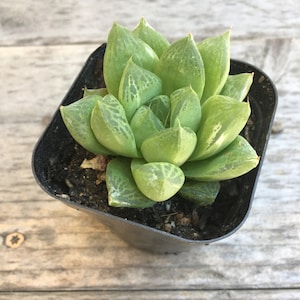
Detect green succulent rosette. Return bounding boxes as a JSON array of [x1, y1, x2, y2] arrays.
[[60, 18, 259, 208]]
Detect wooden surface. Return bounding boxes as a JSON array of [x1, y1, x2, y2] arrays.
[[1, 1, 299, 299]]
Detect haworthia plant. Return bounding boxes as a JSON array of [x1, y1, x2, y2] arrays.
[[182, 135, 259, 181], [141, 122, 197, 166], [90, 95, 139, 158], [220, 73, 254, 101], [131, 159, 185, 202], [179, 181, 220, 206], [133, 17, 170, 58], [148, 95, 170, 126], [118, 58, 162, 121], [60, 18, 259, 208], [106, 158, 155, 208], [169, 86, 201, 132], [197, 30, 230, 103], [130, 105, 164, 148], [104, 22, 159, 97], [155, 33, 205, 99], [60, 95, 114, 155], [190, 95, 251, 160]]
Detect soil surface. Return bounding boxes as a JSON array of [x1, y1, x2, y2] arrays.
[[48, 134, 254, 241]]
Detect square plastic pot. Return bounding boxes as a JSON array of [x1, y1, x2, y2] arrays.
[[32, 44, 277, 253]]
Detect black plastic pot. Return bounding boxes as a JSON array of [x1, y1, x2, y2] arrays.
[[32, 44, 277, 253]]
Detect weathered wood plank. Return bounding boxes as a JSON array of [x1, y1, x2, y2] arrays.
[[1, 185, 299, 249], [1, 244, 299, 288], [1, 290, 300, 300], [0, 44, 96, 124], [0, 264, 300, 291], [0, 0, 299, 46], [1, 202, 299, 290]]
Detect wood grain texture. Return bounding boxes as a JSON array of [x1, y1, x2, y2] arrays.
[[1, 290, 300, 300], [0, 0, 299, 46], [0, 0, 299, 298]]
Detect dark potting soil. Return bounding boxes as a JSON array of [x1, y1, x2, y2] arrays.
[[47, 114, 256, 241]]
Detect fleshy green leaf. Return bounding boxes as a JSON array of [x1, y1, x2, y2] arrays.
[[106, 158, 155, 208], [60, 95, 114, 155], [131, 159, 185, 202], [130, 105, 164, 148], [179, 180, 220, 206], [155, 34, 205, 98], [182, 135, 259, 181], [148, 95, 170, 126], [103, 22, 159, 97], [197, 30, 230, 103], [133, 17, 170, 57], [190, 95, 251, 160], [118, 58, 162, 120], [170, 86, 201, 132], [220, 73, 254, 101], [90, 95, 139, 158], [141, 122, 197, 166], [83, 87, 108, 98]]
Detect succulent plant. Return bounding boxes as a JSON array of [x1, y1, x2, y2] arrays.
[[60, 18, 259, 208]]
